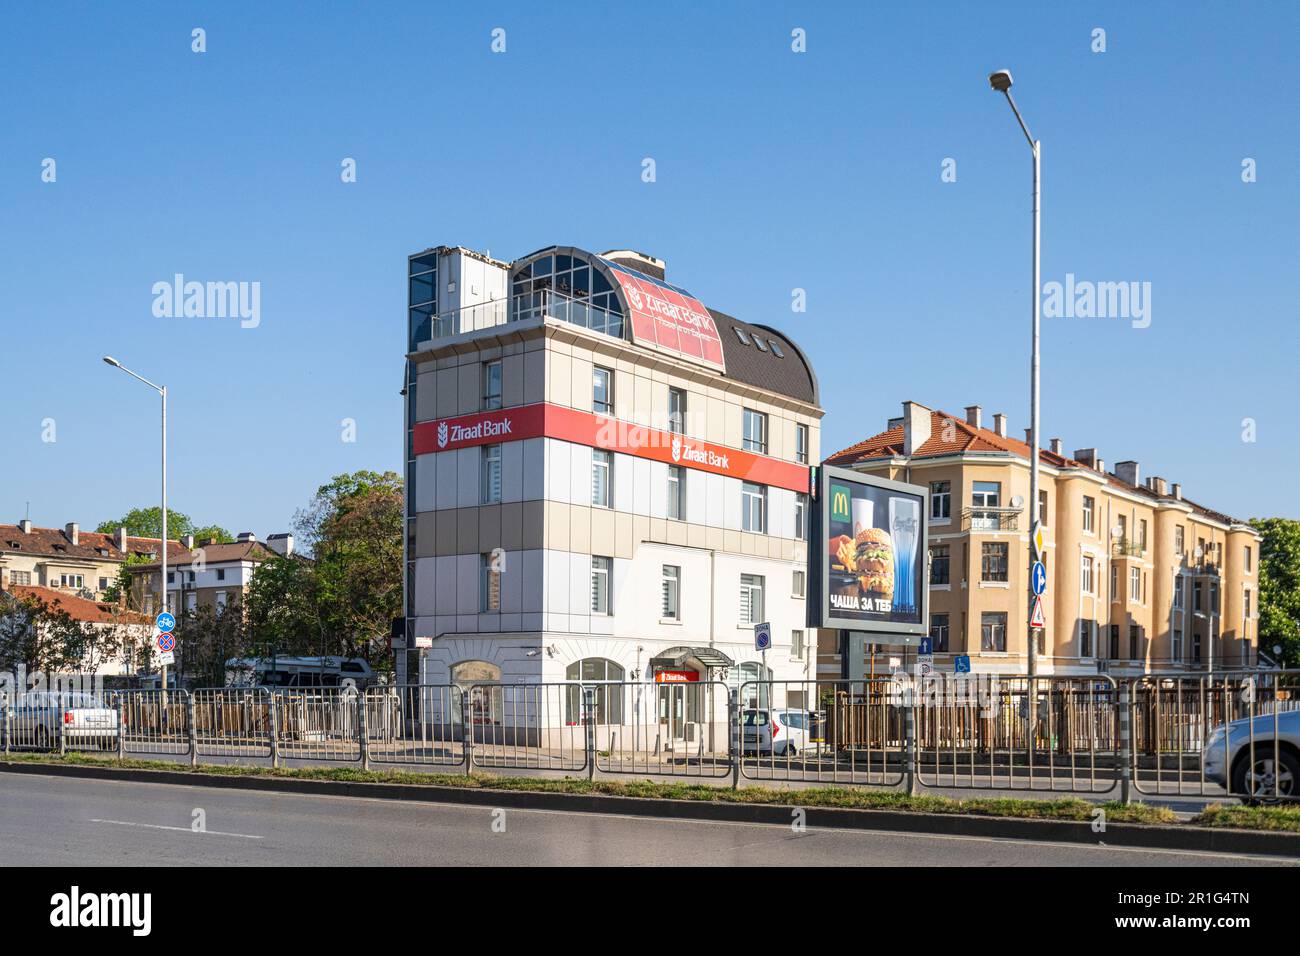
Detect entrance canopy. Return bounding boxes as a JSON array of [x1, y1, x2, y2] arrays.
[[649, 645, 735, 674]]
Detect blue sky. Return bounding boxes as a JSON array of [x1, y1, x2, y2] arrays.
[[2, 0, 1297, 536]]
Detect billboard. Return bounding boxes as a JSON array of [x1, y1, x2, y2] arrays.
[[598, 257, 726, 373], [808, 464, 928, 640]]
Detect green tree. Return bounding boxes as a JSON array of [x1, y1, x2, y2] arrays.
[[177, 603, 249, 687], [295, 471, 403, 666], [1250, 517, 1300, 667], [95, 507, 232, 543], [243, 552, 324, 661], [0, 592, 93, 677]]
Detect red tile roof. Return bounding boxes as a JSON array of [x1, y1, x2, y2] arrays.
[[827, 406, 1247, 527], [0, 524, 185, 563], [5, 585, 151, 625], [826, 408, 1083, 469], [128, 540, 275, 572]]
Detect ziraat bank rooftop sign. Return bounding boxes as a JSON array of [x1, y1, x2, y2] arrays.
[[414, 404, 807, 492]]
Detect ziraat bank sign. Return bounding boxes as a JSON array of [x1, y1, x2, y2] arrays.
[[413, 403, 807, 492]]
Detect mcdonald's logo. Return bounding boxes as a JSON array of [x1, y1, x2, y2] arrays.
[[830, 483, 852, 523]]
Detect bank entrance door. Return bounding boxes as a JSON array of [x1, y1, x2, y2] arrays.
[[655, 670, 700, 751]]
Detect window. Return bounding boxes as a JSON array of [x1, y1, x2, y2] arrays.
[[97, 576, 109, 591], [971, 481, 1000, 530], [930, 545, 950, 585], [9, 570, 31, 586], [591, 450, 612, 507], [661, 565, 680, 620], [1079, 620, 1094, 657], [1129, 567, 1141, 602], [1110, 564, 1118, 602], [739, 574, 765, 625], [930, 614, 950, 652], [668, 387, 686, 434], [1116, 514, 1127, 544], [794, 493, 808, 539], [1080, 554, 1094, 594], [483, 360, 502, 410], [1081, 496, 1095, 533], [930, 481, 951, 520], [1244, 546, 1252, 573], [1194, 580, 1203, 612], [1172, 574, 1184, 609], [480, 553, 501, 612], [481, 444, 502, 503], [1129, 624, 1141, 660], [795, 424, 809, 464], [215, 591, 228, 614], [592, 366, 613, 415], [590, 556, 611, 614], [1109, 624, 1120, 659], [1138, 519, 1148, 552], [216, 569, 226, 582], [1175, 525, 1185, 555], [981, 612, 1007, 652], [566, 659, 625, 725], [667, 465, 685, 520], [59, 573, 84, 589], [741, 482, 767, 533], [1172, 623, 1183, 662], [742, 409, 767, 454], [1209, 582, 1219, 614], [791, 630, 805, 660], [981, 542, 1008, 582], [792, 569, 806, 598], [1037, 490, 1049, 526]]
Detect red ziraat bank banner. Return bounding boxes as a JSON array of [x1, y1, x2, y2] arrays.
[[598, 258, 726, 373], [413, 403, 809, 493]]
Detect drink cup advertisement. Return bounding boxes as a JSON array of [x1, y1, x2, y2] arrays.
[[810, 464, 928, 638]]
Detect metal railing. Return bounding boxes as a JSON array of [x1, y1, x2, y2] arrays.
[[417, 288, 624, 346], [4, 672, 1296, 802], [963, 506, 1021, 532]]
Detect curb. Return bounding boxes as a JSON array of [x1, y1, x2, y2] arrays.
[[3, 759, 1298, 859]]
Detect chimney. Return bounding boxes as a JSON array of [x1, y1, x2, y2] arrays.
[[1049, 438, 1062, 455], [19, 519, 32, 534], [902, 401, 932, 455], [236, 532, 256, 544], [964, 405, 982, 429], [992, 413, 1007, 438], [182, 534, 195, 550], [267, 533, 294, 557], [1149, 476, 1168, 496], [65, 522, 79, 546], [1172, 482, 1182, 500], [887, 416, 904, 430], [1074, 448, 1098, 469], [1024, 428, 1033, 445], [1115, 461, 1140, 486], [116, 526, 127, 552]]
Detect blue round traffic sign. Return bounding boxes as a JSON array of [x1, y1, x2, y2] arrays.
[[156, 612, 176, 632], [1031, 561, 1047, 596]]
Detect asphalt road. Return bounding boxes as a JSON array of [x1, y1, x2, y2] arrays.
[[0, 772, 1291, 867]]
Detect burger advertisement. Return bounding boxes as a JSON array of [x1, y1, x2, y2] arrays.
[[808, 465, 928, 638]]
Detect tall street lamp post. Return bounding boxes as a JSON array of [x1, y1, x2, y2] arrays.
[[989, 69, 1042, 730], [103, 356, 169, 691]]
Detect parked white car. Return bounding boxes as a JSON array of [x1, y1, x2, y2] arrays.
[[7, 692, 119, 750], [1203, 709, 1300, 804], [742, 708, 821, 756]]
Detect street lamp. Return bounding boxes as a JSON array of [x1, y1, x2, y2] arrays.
[[988, 69, 1042, 720], [103, 356, 169, 691]]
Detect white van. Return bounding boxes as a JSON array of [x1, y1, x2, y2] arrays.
[[224, 656, 376, 690]]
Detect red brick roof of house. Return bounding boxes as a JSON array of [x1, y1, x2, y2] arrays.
[[826, 406, 1248, 527], [128, 540, 276, 572], [5, 584, 151, 625], [0, 524, 185, 563]]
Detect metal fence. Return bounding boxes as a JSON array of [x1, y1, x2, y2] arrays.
[[3, 671, 1296, 802]]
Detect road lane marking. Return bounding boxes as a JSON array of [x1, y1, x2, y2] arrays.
[[90, 818, 263, 839]]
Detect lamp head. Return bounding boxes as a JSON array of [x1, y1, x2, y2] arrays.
[[988, 70, 1013, 93], [102, 356, 121, 367]]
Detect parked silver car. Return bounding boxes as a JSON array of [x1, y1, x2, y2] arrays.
[[6, 692, 119, 750], [1203, 709, 1300, 804]]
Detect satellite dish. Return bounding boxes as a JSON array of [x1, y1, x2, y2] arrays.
[[1010, 495, 1024, 509], [1111, 525, 1124, 538], [1194, 546, 1205, 560]]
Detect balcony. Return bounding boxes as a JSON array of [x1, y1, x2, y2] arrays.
[[415, 288, 623, 349], [1111, 537, 1145, 557], [962, 506, 1022, 532]]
